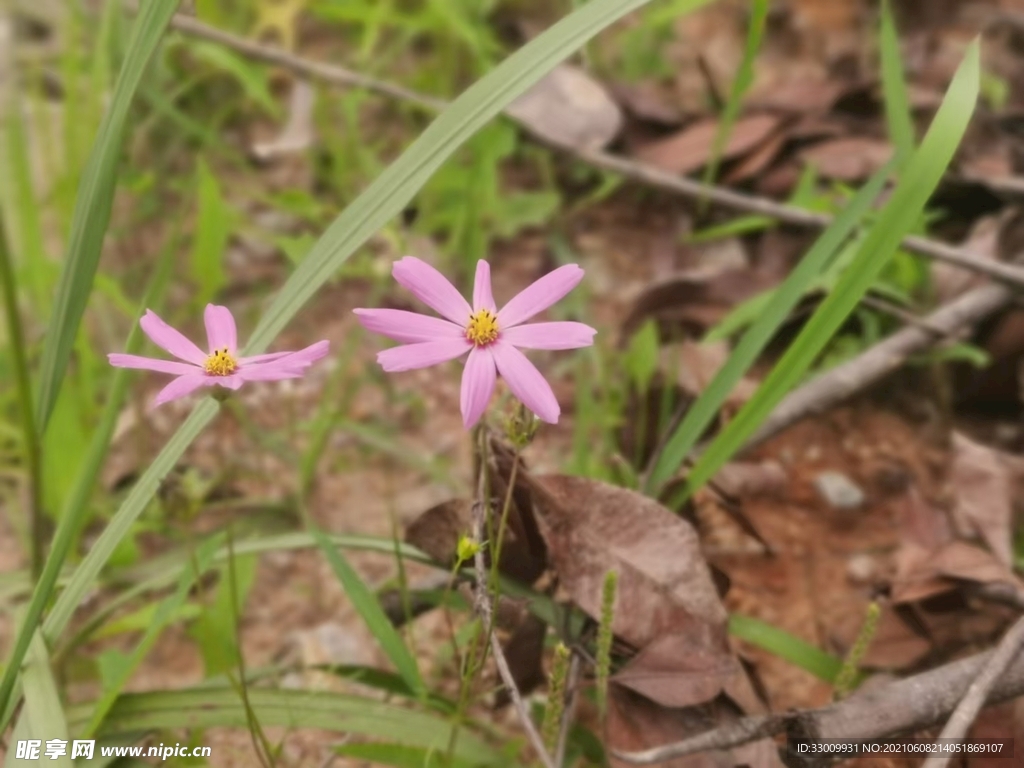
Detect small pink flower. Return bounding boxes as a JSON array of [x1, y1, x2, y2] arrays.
[[109, 304, 329, 407], [354, 257, 596, 428]]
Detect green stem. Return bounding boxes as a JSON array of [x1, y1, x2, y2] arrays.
[[0, 212, 44, 579]]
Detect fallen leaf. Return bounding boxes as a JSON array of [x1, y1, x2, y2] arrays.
[[723, 130, 787, 183], [950, 432, 1020, 566], [893, 541, 1024, 604], [404, 499, 470, 568], [506, 64, 622, 151], [634, 114, 781, 175], [895, 486, 952, 553], [748, 79, 848, 113], [495, 614, 547, 706], [251, 78, 316, 161], [675, 339, 758, 407], [532, 475, 727, 649], [932, 214, 1002, 303], [607, 685, 782, 768], [611, 80, 684, 125], [799, 136, 893, 180], [711, 461, 788, 499]]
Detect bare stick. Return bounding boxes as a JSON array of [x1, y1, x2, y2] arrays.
[[615, 637, 1024, 764], [471, 438, 557, 768], [144, 6, 1024, 290], [741, 279, 1015, 453], [920, 614, 1024, 768]]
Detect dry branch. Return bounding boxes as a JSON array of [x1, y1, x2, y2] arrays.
[[615, 640, 1024, 764], [741, 279, 1017, 453], [920, 614, 1024, 768], [150, 7, 1024, 291]]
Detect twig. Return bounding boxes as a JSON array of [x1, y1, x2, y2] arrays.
[[472, 436, 557, 768], [145, 6, 1024, 291], [920, 614, 1024, 768], [741, 278, 1016, 453], [615, 636, 1024, 764]]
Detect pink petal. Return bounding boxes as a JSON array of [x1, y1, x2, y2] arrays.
[[501, 322, 596, 350], [377, 338, 471, 372], [237, 367, 305, 382], [152, 374, 209, 406], [264, 339, 330, 369], [140, 310, 207, 366], [392, 257, 472, 325], [354, 308, 465, 343], [204, 304, 237, 353], [492, 342, 560, 424], [460, 347, 497, 428], [108, 353, 198, 376], [209, 375, 244, 390], [472, 260, 496, 313], [497, 264, 584, 328], [237, 351, 293, 366]]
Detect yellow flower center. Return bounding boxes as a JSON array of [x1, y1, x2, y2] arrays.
[[466, 309, 499, 346], [204, 347, 238, 376]]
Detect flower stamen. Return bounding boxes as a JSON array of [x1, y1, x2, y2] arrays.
[[466, 309, 499, 346], [204, 347, 238, 376]]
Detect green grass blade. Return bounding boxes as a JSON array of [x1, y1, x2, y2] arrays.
[[68, 688, 498, 763], [699, 0, 768, 197], [34, 0, 177, 431], [82, 536, 222, 738], [335, 743, 478, 768], [880, 0, 914, 160], [681, 40, 979, 499], [728, 614, 842, 683], [313, 528, 426, 699], [0, 247, 176, 730], [1, 0, 668, 723], [645, 162, 893, 494], [4, 632, 73, 768]]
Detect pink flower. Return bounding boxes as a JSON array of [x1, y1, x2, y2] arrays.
[[109, 304, 329, 407], [354, 257, 596, 428]]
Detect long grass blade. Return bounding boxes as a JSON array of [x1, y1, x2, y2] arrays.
[[880, 0, 914, 160], [699, 0, 768, 199], [3, 632, 73, 768], [34, 1, 178, 431], [313, 528, 426, 699], [680, 41, 979, 499], [645, 162, 894, 494]]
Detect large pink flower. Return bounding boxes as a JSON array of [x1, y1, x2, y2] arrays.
[[355, 257, 596, 428], [109, 304, 329, 406]]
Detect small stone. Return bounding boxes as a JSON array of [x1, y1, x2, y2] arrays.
[[847, 553, 877, 584], [814, 471, 866, 510]]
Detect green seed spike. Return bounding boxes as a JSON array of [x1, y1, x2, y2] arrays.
[[596, 570, 618, 720], [833, 601, 881, 699], [542, 643, 572, 754]]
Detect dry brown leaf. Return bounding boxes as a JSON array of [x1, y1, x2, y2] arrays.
[[950, 432, 1019, 566], [748, 79, 848, 113], [634, 114, 781, 175], [495, 613, 547, 706], [895, 486, 952, 553], [505, 64, 622, 150], [404, 499, 470, 568], [533, 475, 727, 649], [607, 685, 782, 768], [611, 80, 684, 125], [675, 340, 758, 407], [799, 136, 893, 180], [893, 541, 1024, 604], [711, 461, 788, 499]]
